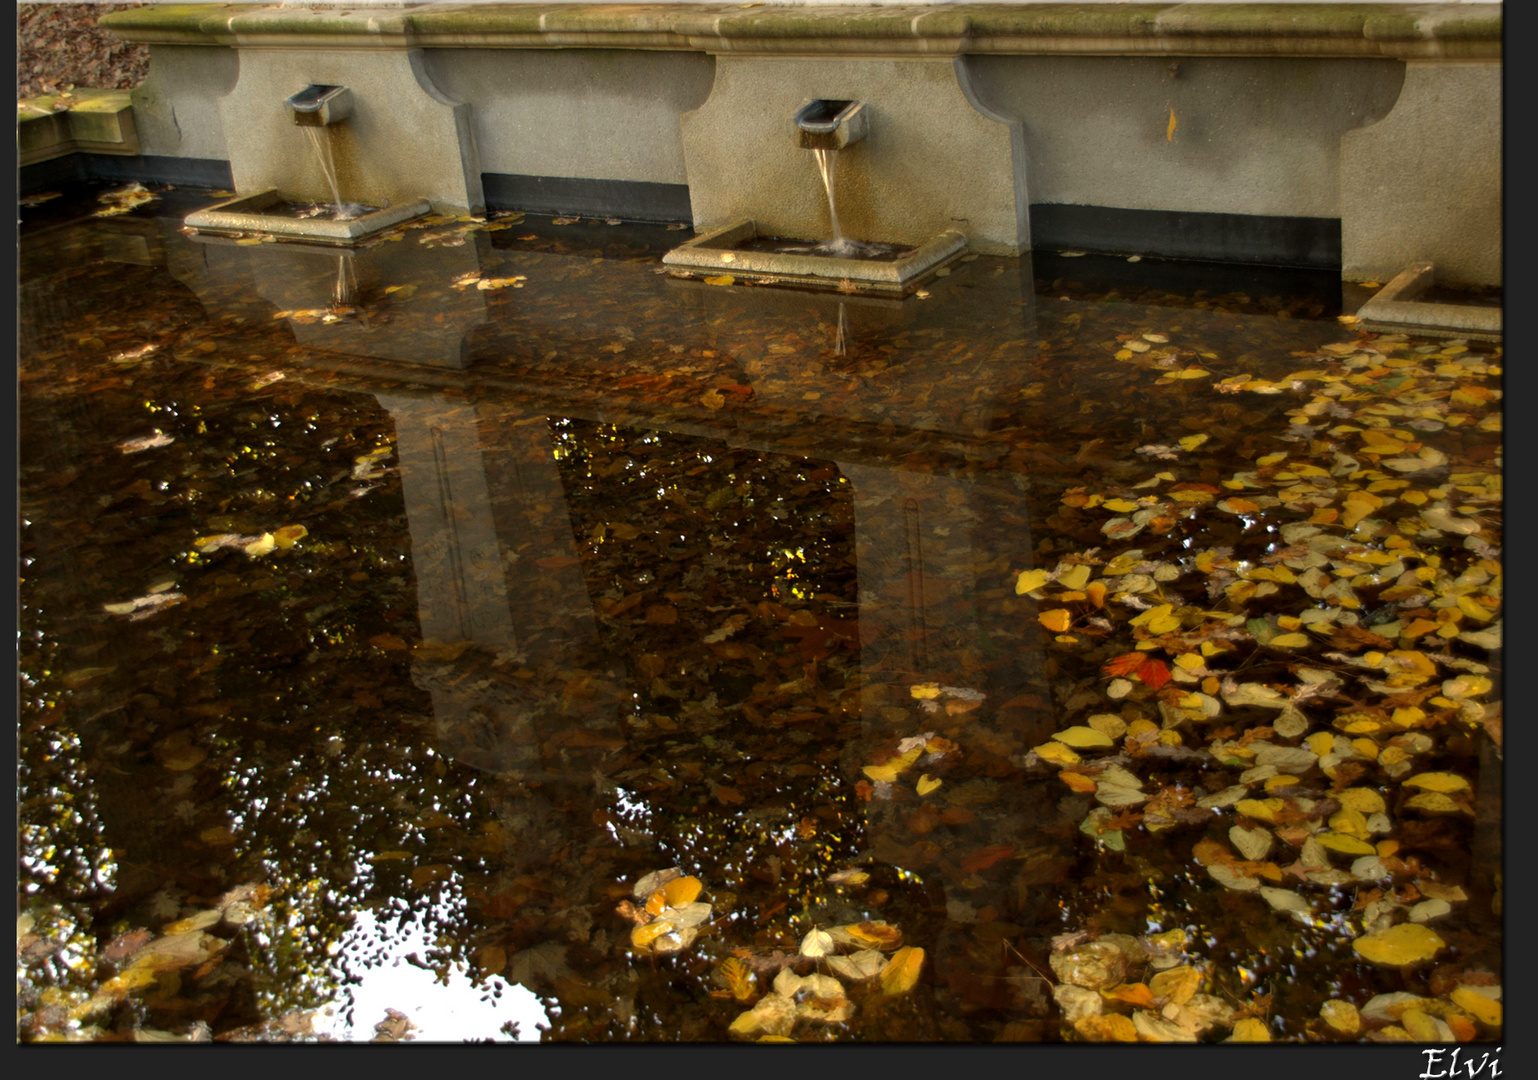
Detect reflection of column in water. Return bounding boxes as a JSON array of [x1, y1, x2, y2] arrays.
[[840, 463, 1062, 1003], [834, 301, 847, 356], [332, 254, 356, 307], [376, 397, 622, 777]]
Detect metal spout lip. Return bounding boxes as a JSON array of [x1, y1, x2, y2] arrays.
[[794, 99, 867, 150], [286, 84, 352, 126]]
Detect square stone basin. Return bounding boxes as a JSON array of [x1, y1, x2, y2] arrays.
[[184, 188, 431, 246], [663, 220, 966, 297], [1356, 262, 1501, 342]]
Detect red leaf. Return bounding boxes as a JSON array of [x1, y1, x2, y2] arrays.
[[961, 844, 1015, 873], [1137, 658, 1171, 691], [1102, 652, 1146, 678]]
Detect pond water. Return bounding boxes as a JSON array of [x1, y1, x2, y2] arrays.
[[17, 182, 1503, 1044]]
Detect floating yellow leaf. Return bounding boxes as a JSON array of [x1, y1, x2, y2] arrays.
[[1228, 1018, 1271, 1042], [1075, 1014, 1139, 1042], [1235, 798, 1284, 823], [878, 946, 924, 996], [1406, 792, 1465, 814], [701, 388, 726, 409], [1268, 632, 1310, 649], [1405, 772, 1472, 794], [1449, 987, 1502, 1027], [1148, 965, 1201, 1006], [1166, 106, 1177, 141], [863, 763, 901, 783], [1320, 999, 1361, 1035], [1034, 741, 1081, 766], [704, 275, 735, 286], [915, 774, 942, 797], [910, 683, 942, 700], [243, 532, 277, 557], [1057, 564, 1092, 591], [273, 524, 308, 549], [1352, 923, 1445, 965], [1053, 726, 1115, 749], [632, 919, 675, 950], [1335, 787, 1387, 815], [1015, 569, 1052, 594], [1039, 609, 1072, 633], [1316, 832, 1376, 856], [1178, 434, 1208, 452], [1328, 808, 1370, 840], [846, 922, 904, 950], [1102, 498, 1139, 513]]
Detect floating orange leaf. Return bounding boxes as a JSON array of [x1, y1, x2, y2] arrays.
[[878, 946, 924, 996], [1102, 982, 1157, 1008], [1102, 652, 1146, 678], [664, 875, 703, 907], [1039, 609, 1072, 633]]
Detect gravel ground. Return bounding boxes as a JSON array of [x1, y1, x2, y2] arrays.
[[17, 3, 151, 101]]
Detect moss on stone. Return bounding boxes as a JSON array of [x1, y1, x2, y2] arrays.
[[97, 3, 1501, 58]]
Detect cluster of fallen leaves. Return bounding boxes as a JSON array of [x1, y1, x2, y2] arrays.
[[1000, 328, 1501, 1041], [91, 182, 159, 218], [1048, 929, 1274, 1042], [612, 864, 926, 1041], [17, 883, 277, 1042], [617, 866, 715, 956], [387, 209, 524, 249]]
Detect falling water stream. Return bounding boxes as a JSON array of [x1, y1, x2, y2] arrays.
[[811, 147, 861, 258], [304, 125, 354, 221], [812, 147, 844, 247]]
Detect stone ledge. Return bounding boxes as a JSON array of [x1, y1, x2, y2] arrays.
[[100, 3, 1501, 60], [18, 89, 140, 166]]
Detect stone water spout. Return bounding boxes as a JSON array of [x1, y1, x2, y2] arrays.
[[793, 99, 867, 150], [286, 84, 353, 127], [793, 99, 867, 253]]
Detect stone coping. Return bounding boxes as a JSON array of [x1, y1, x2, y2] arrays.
[[18, 89, 139, 165], [100, 4, 1500, 60]]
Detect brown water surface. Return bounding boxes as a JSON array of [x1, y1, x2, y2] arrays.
[[17, 183, 1503, 1044]]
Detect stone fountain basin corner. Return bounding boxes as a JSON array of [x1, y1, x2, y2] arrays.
[[663, 220, 966, 296], [1356, 261, 1502, 342], [183, 188, 432, 244]]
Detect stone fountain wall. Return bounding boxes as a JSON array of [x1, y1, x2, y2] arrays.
[[93, 3, 1502, 284]]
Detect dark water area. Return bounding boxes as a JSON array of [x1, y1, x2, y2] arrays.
[[17, 181, 1503, 1044]]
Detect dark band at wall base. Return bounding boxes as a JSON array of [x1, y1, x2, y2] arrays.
[[20, 154, 234, 196], [483, 173, 693, 224], [1030, 204, 1342, 270]]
